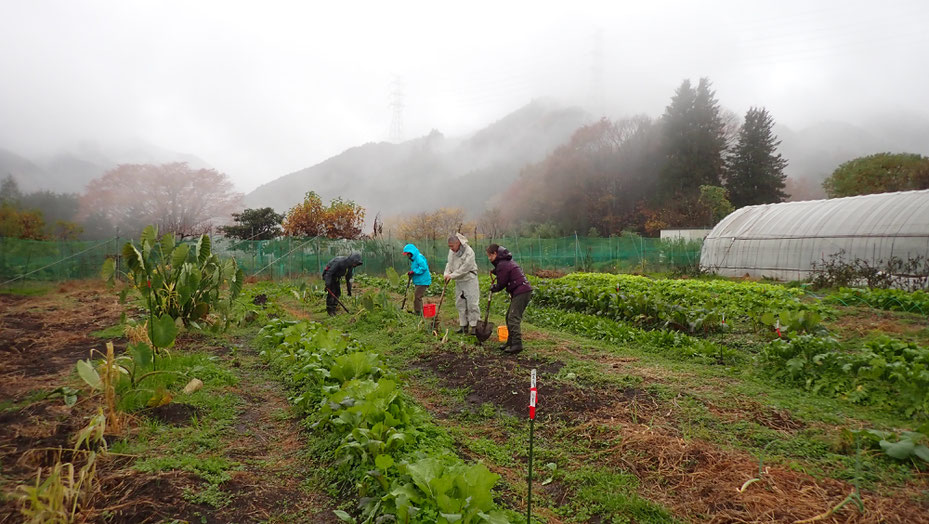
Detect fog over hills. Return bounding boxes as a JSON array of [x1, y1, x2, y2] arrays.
[[4, 102, 928, 213], [245, 102, 929, 215], [0, 140, 211, 194], [775, 114, 929, 200], [244, 100, 591, 218]]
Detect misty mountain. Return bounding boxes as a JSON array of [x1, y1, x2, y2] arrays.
[[0, 148, 47, 191], [0, 141, 211, 194], [245, 100, 591, 218]]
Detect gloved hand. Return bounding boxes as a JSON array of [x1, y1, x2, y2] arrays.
[[444, 273, 451, 282], [408, 271, 414, 276]]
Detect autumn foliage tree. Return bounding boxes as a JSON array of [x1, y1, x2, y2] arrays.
[[0, 204, 46, 239], [500, 116, 662, 235], [392, 207, 474, 240], [80, 163, 243, 238], [282, 191, 365, 239], [498, 78, 791, 235]]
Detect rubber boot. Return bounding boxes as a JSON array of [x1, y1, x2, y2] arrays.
[[504, 342, 523, 354], [498, 338, 511, 351], [456, 326, 467, 334]]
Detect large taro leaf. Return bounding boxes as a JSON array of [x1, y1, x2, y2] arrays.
[[101, 257, 116, 284], [915, 445, 929, 463], [230, 267, 244, 300], [196, 234, 212, 264], [880, 438, 916, 460], [151, 314, 179, 348], [171, 243, 190, 269], [160, 233, 175, 259], [76, 359, 101, 390], [386, 266, 401, 287], [122, 242, 145, 274]]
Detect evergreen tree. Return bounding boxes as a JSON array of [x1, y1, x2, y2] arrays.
[[659, 78, 727, 199], [0, 175, 22, 204], [726, 107, 788, 207], [219, 207, 284, 240]]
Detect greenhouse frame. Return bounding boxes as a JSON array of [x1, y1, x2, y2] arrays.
[[700, 189, 929, 280]]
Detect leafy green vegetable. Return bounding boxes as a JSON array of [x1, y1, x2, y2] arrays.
[[258, 318, 509, 523], [761, 335, 929, 418]]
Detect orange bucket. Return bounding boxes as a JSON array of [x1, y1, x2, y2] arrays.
[[497, 325, 508, 342], [423, 303, 437, 318]]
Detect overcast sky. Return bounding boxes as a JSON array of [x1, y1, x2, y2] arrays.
[[2, 0, 928, 192]]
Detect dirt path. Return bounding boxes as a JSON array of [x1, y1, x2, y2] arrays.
[[0, 284, 338, 523], [215, 344, 340, 523]]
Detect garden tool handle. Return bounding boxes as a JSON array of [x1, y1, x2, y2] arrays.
[[482, 276, 495, 324], [326, 286, 352, 314], [432, 279, 450, 331], [400, 274, 412, 310]]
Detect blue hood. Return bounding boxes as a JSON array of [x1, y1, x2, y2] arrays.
[[403, 243, 422, 258], [403, 243, 432, 286]]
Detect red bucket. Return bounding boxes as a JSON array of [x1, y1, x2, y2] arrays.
[[423, 303, 437, 318]]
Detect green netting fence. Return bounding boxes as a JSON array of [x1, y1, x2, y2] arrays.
[[0, 235, 703, 286]]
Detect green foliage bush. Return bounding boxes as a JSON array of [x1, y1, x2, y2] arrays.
[[828, 287, 929, 315], [533, 273, 825, 335], [103, 225, 245, 334], [526, 307, 742, 364], [759, 335, 929, 419]]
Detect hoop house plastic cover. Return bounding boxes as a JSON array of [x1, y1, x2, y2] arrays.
[[700, 189, 929, 280]]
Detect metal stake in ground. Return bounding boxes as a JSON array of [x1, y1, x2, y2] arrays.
[[527, 368, 537, 524]]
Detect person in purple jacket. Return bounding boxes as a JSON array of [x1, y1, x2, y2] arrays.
[[486, 243, 532, 354]]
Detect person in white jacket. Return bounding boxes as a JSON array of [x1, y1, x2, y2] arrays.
[[443, 232, 481, 334]]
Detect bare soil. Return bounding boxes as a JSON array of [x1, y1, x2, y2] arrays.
[[410, 339, 929, 523], [0, 284, 337, 523], [829, 306, 929, 345], [414, 348, 613, 420]]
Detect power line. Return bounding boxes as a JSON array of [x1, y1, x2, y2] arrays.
[[589, 28, 605, 117], [389, 75, 405, 142]]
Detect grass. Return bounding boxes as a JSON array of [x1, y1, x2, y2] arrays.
[[90, 323, 125, 339], [557, 467, 678, 524], [278, 288, 678, 521], [291, 277, 929, 520], [0, 282, 54, 296], [107, 351, 243, 508], [12, 275, 924, 522]]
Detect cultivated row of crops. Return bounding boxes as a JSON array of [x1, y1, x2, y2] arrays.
[[258, 318, 511, 523], [532, 273, 827, 335], [532, 273, 929, 425]]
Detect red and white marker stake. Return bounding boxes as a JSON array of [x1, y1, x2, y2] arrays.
[[775, 319, 782, 338], [529, 369, 537, 420], [527, 368, 537, 524]]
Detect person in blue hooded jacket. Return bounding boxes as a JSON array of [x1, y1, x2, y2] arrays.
[[403, 243, 432, 315]]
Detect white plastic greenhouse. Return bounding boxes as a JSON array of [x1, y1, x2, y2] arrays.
[[700, 189, 929, 280]]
